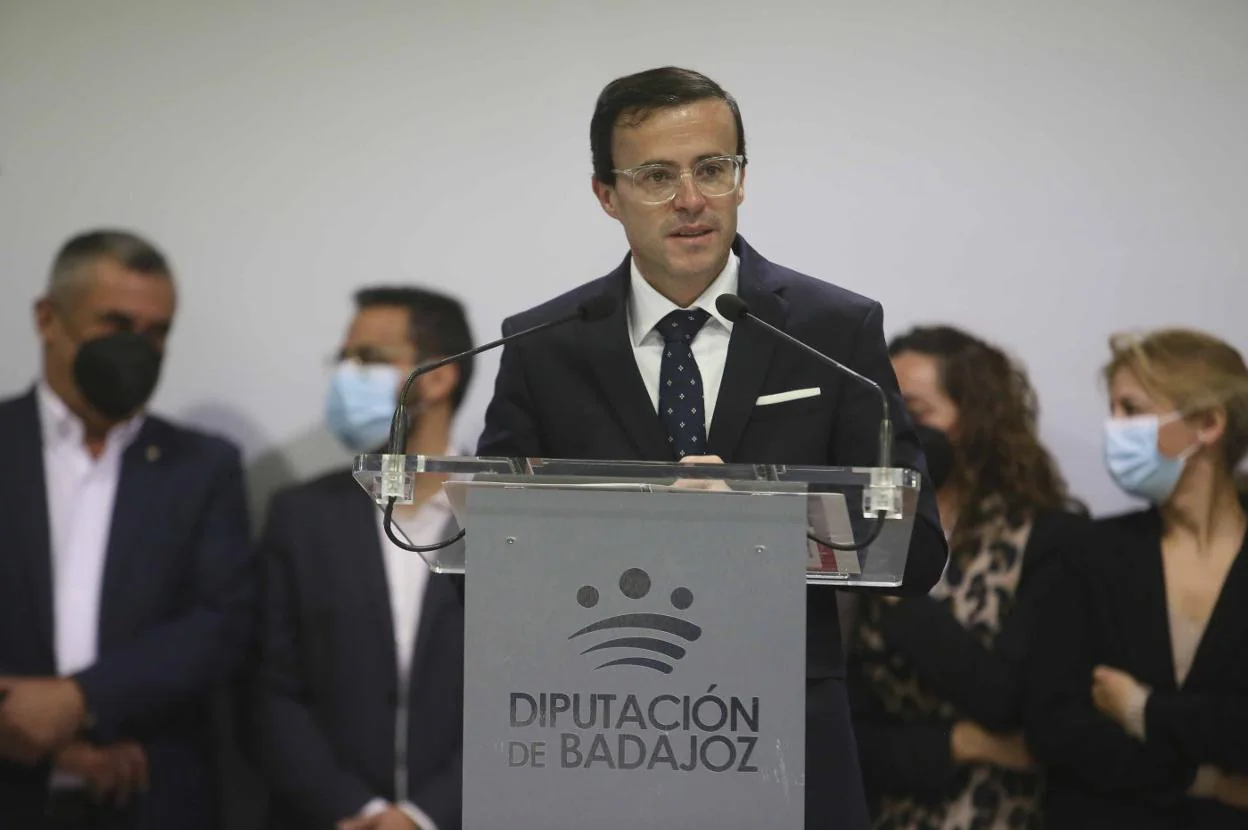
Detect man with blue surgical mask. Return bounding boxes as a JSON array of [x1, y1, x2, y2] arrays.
[[254, 287, 471, 830]]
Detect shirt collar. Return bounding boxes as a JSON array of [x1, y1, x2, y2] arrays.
[[36, 380, 146, 455], [627, 251, 739, 347]]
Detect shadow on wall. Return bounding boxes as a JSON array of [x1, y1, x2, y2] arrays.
[[178, 400, 350, 529], [245, 426, 349, 523]]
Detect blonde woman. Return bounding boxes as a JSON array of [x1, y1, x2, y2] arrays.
[[1027, 329, 1248, 828]]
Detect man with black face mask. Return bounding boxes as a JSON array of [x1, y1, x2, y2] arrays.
[[0, 230, 254, 830]]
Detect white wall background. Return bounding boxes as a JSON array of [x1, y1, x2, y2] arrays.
[[2, 0, 1245, 521]]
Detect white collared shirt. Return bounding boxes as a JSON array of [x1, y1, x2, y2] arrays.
[[37, 381, 143, 790], [37, 382, 144, 677], [626, 251, 739, 431]]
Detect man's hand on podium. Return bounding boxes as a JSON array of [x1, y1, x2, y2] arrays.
[[672, 455, 731, 491]]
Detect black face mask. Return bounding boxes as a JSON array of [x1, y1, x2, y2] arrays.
[[72, 332, 163, 420], [914, 423, 954, 491]]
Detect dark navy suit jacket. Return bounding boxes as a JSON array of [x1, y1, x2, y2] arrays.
[[0, 389, 255, 830], [254, 470, 463, 830], [476, 235, 948, 829]]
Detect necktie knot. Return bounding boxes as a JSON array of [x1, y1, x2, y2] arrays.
[[657, 308, 711, 345]]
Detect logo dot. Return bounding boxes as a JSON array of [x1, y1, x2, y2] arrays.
[[576, 586, 600, 608], [671, 587, 694, 610], [619, 568, 651, 600]]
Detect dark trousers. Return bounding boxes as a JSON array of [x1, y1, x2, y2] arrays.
[[806, 677, 871, 830]]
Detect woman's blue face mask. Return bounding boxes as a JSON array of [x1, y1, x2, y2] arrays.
[[1104, 412, 1202, 503]]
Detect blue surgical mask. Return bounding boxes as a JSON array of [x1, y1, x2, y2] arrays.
[[1104, 413, 1200, 503], [326, 362, 404, 453]]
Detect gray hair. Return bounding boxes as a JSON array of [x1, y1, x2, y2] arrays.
[[48, 229, 174, 308]]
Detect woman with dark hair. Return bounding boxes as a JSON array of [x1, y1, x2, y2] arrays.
[[848, 325, 1086, 830], [1025, 329, 1248, 828]]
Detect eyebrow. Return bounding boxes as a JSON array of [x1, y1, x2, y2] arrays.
[[98, 311, 172, 336], [632, 153, 733, 168]]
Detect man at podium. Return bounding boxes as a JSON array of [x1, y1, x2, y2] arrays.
[[477, 67, 948, 829]]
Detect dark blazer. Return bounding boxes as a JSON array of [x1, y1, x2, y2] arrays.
[[1025, 506, 1248, 829], [255, 470, 463, 830], [0, 389, 254, 830], [476, 236, 947, 830], [849, 507, 1088, 803]]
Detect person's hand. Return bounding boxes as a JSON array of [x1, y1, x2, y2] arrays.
[[0, 677, 87, 764], [338, 805, 421, 830], [1091, 665, 1147, 730], [56, 741, 148, 807], [951, 721, 1035, 771], [672, 454, 731, 491], [1213, 772, 1248, 810]]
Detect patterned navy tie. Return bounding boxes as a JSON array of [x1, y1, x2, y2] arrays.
[[656, 308, 711, 460]]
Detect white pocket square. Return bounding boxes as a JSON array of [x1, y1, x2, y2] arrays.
[[755, 387, 821, 407]]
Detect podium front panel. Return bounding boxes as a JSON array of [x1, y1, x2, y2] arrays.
[[461, 487, 807, 830]]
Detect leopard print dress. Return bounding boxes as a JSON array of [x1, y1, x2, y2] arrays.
[[852, 500, 1042, 830]]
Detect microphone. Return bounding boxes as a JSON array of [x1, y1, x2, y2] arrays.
[[386, 292, 617, 456], [715, 293, 897, 552], [715, 293, 893, 469], [377, 292, 617, 555]]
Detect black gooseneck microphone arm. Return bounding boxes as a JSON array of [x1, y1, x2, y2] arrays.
[[380, 294, 618, 555], [715, 293, 892, 552]]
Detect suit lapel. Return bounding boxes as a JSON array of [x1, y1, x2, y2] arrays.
[[98, 422, 168, 647], [407, 516, 458, 686], [584, 262, 670, 460], [1124, 513, 1180, 692], [334, 474, 400, 693], [4, 391, 56, 664], [707, 242, 781, 461], [1182, 528, 1248, 691]]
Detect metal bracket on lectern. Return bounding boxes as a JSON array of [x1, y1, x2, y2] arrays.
[[862, 468, 903, 519], [379, 453, 416, 504]]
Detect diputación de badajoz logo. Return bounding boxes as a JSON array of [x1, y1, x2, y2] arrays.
[[504, 567, 762, 773], [569, 568, 701, 675]]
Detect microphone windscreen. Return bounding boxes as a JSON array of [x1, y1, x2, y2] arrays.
[[715, 293, 750, 322], [578, 293, 618, 322]]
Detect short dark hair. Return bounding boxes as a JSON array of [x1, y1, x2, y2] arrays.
[[590, 66, 746, 185], [354, 286, 475, 411], [48, 229, 173, 307]]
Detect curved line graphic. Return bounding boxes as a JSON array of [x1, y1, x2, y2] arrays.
[[579, 637, 687, 660], [594, 656, 673, 674], [568, 613, 702, 642]]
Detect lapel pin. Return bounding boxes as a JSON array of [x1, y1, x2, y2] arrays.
[[145, 445, 161, 463]]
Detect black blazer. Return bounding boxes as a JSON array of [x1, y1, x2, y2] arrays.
[[476, 235, 947, 829], [1025, 506, 1248, 829], [0, 389, 255, 830], [254, 470, 463, 830], [849, 507, 1088, 803]]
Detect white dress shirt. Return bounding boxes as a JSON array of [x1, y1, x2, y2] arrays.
[[37, 381, 143, 788], [627, 252, 739, 432], [359, 481, 455, 830]]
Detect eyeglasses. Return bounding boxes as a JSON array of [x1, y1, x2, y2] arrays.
[[611, 154, 746, 205]]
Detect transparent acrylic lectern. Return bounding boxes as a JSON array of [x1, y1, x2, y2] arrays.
[[352, 455, 921, 830], [353, 454, 921, 587]]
